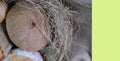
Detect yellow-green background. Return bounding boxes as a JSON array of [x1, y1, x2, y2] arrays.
[[93, 0, 120, 61]]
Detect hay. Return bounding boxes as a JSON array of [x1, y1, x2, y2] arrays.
[[5, 0, 75, 60], [23, 0, 75, 61]]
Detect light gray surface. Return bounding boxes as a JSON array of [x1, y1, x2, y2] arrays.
[[70, 2, 92, 61]]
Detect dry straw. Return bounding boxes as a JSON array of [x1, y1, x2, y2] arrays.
[[12, 0, 75, 61], [26, 0, 75, 61]]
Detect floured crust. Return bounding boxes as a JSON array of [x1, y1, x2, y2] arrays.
[[0, 1, 8, 23], [2, 49, 43, 61], [6, 1, 49, 51], [7, 52, 33, 61]]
